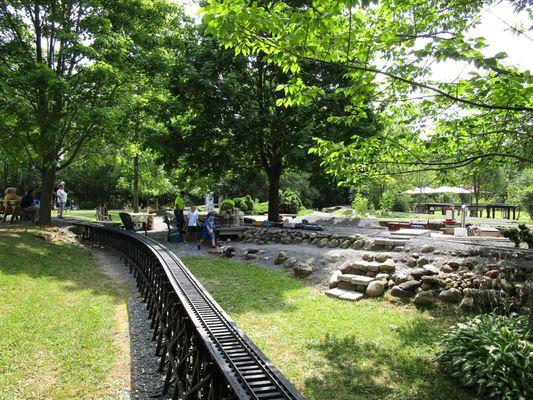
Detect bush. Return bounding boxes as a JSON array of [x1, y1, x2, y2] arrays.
[[502, 224, 533, 248], [253, 201, 268, 214], [380, 190, 410, 212], [351, 194, 369, 215], [243, 195, 254, 212], [437, 313, 532, 400], [279, 190, 302, 214], [219, 199, 234, 214], [233, 197, 243, 210]]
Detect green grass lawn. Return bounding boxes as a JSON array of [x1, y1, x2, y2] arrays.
[[0, 228, 129, 399], [183, 256, 474, 400], [63, 209, 122, 222]]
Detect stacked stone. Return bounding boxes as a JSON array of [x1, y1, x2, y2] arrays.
[[325, 254, 397, 301], [241, 227, 406, 251], [389, 245, 533, 310]]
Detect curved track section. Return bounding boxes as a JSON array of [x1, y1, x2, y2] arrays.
[[76, 222, 304, 400]]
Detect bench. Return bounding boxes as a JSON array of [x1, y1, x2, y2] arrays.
[[119, 212, 147, 235]]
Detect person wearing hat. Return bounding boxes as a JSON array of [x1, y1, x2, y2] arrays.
[[198, 211, 216, 249]]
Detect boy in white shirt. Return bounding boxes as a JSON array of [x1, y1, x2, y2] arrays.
[[185, 205, 200, 242]]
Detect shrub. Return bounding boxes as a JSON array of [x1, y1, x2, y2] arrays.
[[437, 313, 532, 400], [380, 190, 410, 212], [219, 199, 234, 214], [243, 195, 254, 212], [351, 194, 369, 215], [233, 197, 243, 210], [253, 201, 268, 214], [502, 224, 533, 248], [279, 190, 302, 214]]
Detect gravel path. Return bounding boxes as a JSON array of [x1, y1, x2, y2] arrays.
[[91, 247, 171, 400]]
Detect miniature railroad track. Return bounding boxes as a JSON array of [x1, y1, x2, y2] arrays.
[[75, 222, 304, 400]]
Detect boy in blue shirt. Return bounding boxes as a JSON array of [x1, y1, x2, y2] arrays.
[[198, 211, 216, 249]]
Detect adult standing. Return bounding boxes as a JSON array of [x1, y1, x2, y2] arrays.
[[56, 182, 68, 219], [174, 191, 185, 231]]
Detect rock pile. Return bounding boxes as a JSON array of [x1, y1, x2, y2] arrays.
[[242, 227, 406, 251], [389, 261, 533, 309]]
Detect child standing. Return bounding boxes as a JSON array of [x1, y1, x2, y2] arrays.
[[198, 211, 216, 249]]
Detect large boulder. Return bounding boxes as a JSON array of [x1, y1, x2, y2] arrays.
[[409, 267, 428, 280], [329, 270, 342, 288], [293, 263, 313, 278], [421, 245, 435, 254], [352, 240, 364, 249], [281, 237, 292, 244], [459, 297, 475, 311], [439, 288, 462, 303], [393, 273, 411, 285], [283, 256, 297, 269], [378, 258, 396, 272], [275, 251, 288, 265], [328, 239, 340, 248], [390, 285, 415, 298], [398, 280, 422, 292], [365, 280, 385, 297], [338, 240, 349, 249], [414, 291, 435, 306], [317, 238, 329, 248]]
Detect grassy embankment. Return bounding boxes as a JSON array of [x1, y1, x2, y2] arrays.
[[0, 228, 129, 399]]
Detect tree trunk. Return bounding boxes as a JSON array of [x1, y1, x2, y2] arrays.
[[133, 153, 139, 213], [39, 167, 56, 225], [267, 166, 282, 222]]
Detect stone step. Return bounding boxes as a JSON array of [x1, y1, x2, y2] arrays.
[[350, 275, 376, 286], [341, 259, 396, 274], [372, 238, 408, 246], [325, 288, 365, 302], [338, 274, 359, 283]]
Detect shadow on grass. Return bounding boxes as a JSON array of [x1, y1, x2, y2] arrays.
[[304, 330, 473, 400], [0, 229, 126, 305]]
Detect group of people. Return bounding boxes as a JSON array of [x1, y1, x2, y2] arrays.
[[2, 181, 68, 223], [174, 191, 217, 249], [3, 187, 40, 222]]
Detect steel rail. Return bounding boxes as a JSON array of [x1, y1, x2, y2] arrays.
[[75, 222, 304, 400]]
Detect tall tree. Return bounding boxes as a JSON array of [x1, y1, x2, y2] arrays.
[[202, 0, 532, 186], [0, 0, 181, 223], [164, 31, 377, 220]]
